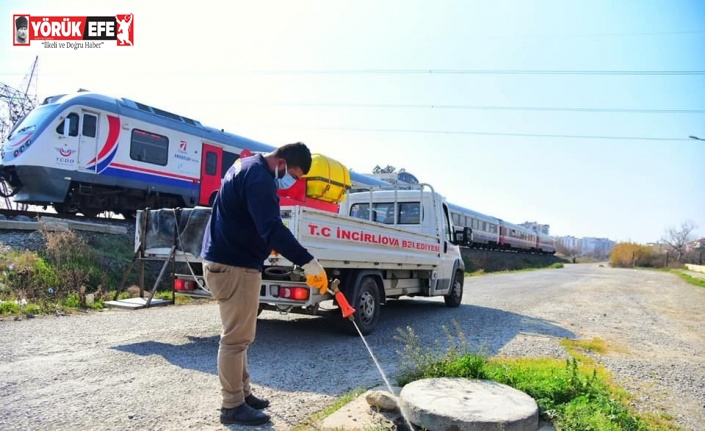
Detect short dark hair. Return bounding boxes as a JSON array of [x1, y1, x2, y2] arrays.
[[272, 142, 312, 174]]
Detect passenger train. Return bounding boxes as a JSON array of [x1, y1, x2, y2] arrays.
[[0, 90, 555, 254], [0, 90, 388, 217], [448, 203, 555, 254]]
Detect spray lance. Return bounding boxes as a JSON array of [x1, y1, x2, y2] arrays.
[[325, 278, 416, 430]]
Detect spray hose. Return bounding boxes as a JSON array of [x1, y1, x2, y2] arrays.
[[329, 279, 355, 320]]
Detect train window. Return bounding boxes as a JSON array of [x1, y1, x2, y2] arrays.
[[55, 113, 79, 137], [205, 151, 218, 175], [82, 114, 97, 138], [130, 129, 168, 166]]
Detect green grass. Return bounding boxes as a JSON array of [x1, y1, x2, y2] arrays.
[[291, 387, 368, 431], [393, 324, 679, 431], [0, 226, 210, 316], [561, 337, 609, 359], [672, 269, 705, 288], [0, 287, 202, 317], [153, 290, 197, 305]]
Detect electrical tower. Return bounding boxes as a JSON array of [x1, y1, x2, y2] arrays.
[[0, 56, 39, 209]]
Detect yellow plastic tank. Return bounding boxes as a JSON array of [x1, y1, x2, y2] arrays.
[[305, 153, 351, 203]]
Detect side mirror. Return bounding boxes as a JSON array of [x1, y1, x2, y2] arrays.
[[454, 227, 473, 246]]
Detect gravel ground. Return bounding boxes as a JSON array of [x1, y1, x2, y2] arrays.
[[0, 259, 703, 431]]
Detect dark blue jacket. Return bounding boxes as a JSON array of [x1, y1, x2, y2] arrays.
[[201, 154, 314, 270]]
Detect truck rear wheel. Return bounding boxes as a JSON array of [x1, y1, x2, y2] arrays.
[[444, 272, 464, 307], [344, 276, 380, 335]]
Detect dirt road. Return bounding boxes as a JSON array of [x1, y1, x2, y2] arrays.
[[1, 263, 703, 430]]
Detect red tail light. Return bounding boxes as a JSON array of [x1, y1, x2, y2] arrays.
[[175, 279, 196, 291], [279, 286, 310, 300]]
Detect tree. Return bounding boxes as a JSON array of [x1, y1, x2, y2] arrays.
[[661, 220, 698, 262]]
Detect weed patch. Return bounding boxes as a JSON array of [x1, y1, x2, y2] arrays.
[[394, 322, 677, 431], [0, 227, 136, 316]]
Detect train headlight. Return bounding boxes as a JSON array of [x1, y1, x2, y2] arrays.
[[13, 150, 19, 157]]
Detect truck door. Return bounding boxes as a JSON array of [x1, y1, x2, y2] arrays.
[[199, 143, 222, 206], [430, 201, 459, 295], [78, 110, 99, 171]]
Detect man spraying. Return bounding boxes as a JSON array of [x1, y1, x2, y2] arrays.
[[200, 142, 328, 426]]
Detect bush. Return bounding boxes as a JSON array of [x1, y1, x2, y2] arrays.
[[0, 301, 20, 314], [610, 243, 658, 268], [0, 227, 134, 315], [0, 250, 60, 303]]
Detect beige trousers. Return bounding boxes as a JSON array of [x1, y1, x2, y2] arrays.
[[203, 261, 261, 408]]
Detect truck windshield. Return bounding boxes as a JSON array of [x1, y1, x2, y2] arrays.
[[6, 105, 56, 140]]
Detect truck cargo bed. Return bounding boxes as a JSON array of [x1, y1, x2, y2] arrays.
[[136, 206, 442, 270]]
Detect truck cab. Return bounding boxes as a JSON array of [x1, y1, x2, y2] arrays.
[[339, 187, 465, 294]]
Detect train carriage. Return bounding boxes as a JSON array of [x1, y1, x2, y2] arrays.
[[448, 203, 500, 248]]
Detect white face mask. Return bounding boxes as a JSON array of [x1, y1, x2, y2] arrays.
[[275, 162, 296, 190]]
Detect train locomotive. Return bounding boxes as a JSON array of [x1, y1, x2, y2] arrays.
[[0, 91, 387, 217]]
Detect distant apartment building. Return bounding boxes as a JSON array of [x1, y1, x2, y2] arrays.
[[580, 237, 616, 257], [555, 235, 615, 257], [557, 235, 580, 252], [520, 221, 550, 235]]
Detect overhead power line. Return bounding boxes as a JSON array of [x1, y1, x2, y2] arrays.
[[255, 69, 705, 76], [262, 102, 705, 114], [307, 126, 691, 141]]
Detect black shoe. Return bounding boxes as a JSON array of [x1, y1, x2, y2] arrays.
[[245, 393, 270, 410], [220, 403, 271, 426]]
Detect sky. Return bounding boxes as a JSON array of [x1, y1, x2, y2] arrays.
[[1, 0, 704, 244]]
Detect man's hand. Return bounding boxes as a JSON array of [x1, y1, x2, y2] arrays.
[[302, 259, 329, 295]]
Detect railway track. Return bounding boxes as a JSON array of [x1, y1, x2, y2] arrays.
[[0, 207, 132, 227]]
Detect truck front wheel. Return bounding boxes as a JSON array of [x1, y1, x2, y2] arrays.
[[444, 272, 464, 307], [346, 276, 380, 335]]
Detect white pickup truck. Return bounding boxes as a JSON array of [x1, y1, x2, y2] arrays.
[[135, 185, 471, 334]]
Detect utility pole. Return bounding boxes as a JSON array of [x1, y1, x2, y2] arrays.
[[0, 56, 38, 140], [0, 56, 38, 210]]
